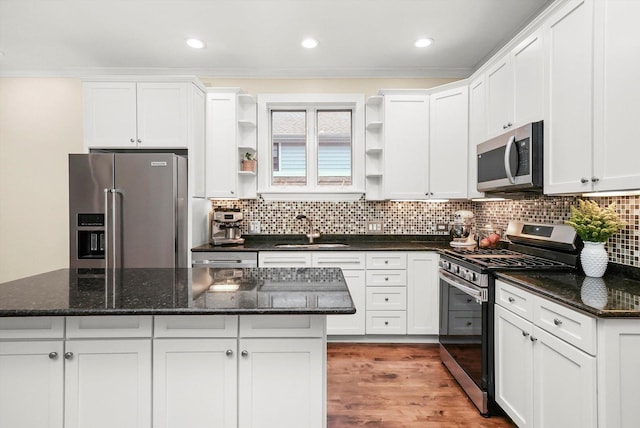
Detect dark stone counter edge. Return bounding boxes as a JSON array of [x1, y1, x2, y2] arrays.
[[192, 234, 452, 252], [494, 272, 640, 318], [0, 307, 357, 317]]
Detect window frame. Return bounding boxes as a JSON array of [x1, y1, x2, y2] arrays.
[[257, 94, 365, 200]]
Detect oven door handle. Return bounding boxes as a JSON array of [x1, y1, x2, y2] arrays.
[[439, 270, 487, 303]]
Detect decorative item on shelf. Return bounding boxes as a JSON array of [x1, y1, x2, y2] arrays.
[[241, 152, 256, 173], [566, 199, 625, 278]]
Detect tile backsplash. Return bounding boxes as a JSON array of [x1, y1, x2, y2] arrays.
[[209, 194, 640, 268]]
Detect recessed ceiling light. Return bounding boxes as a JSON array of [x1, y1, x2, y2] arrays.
[[414, 38, 433, 48], [301, 38, 319, 49], [186, 38, 206, 49]]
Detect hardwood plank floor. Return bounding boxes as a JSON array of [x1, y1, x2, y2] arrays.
[[327, 343, 516, 428]]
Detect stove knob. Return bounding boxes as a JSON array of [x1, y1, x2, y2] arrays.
[[453, 265, 460, 274], [465, 272, 476, 282]]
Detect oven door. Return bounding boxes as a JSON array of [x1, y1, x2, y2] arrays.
[[438, 269, 493, 415]]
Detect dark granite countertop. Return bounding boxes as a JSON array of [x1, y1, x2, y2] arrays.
[[0, 267, 356, 317], [192, 234, 452, 252], [495, 264, 640, 318]]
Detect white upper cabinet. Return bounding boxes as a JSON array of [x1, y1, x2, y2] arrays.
[[592, 0, 640, 192], [429, 85, 469, 199], [485, 31, 544, 140], [468, 75, 486, 199], [383, 93, 430, 200], [84, 81, 192, 149], [543, 0, 594, 194], [205, 89, 257, 199]]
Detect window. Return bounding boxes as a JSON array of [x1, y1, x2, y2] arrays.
[[258, 94, 364, 200]]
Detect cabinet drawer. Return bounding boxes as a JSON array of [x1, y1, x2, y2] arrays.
[[259, 251, 312, 267], [448, 311, 482, 335], [495, 280, 534, 320], [154, 315, 238, 338], [366, 287, 407, 311], [0, 317, 64, 339], [366, 270, 407, 286], [312, 252, 365, 270], [533, 296, 596, 355], [366, 252, 407, 269], [239, 315, 324, 338], [366, 311, 407, 335], [66, 315, 153, 338]]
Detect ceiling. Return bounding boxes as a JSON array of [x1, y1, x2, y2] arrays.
[[0, 0, 552, 78]]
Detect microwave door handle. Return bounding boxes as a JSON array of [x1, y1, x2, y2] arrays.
[[504, 135, 517, 184]]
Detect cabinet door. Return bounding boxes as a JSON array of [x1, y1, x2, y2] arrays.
[[429, 86, 469, 199], [468, 76, 485, 199], [191, 86, 207, 198], [384, 94, 429, 199], [486, 57, 513, 138], [0, 341, 64, 428], [494, 305, 533, 428], [153, 338, 237, 428], [513, 31, 544, 127], [593, 0, 640, 191], [532, 326, 597, 428], [407, 252, 439, 335], [83, 82, 137, 148], [238, 338, 324, 428], [326, 270, 366, 335], [543, 0, 594, 194], [206, 92, 238, 198], [64, 339, 151, 428], [136, 83, 189, 148]]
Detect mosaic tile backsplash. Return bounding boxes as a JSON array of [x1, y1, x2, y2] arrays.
[[210, 195, 640, 268]]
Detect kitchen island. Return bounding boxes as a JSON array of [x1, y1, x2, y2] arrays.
[[0, 267, 354, 428]]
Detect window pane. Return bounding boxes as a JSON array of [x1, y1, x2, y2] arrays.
[[271, 111, 307, 186], [317, 110, 352, 186]]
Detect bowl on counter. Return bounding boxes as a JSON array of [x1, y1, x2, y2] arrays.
[[477, 224, 502, 249]]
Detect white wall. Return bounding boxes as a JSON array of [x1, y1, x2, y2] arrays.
[[0, 78, 83, 282]]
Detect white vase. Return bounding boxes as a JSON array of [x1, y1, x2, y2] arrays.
[[580, 277, 608, 309], [581, 241, 608, 278]]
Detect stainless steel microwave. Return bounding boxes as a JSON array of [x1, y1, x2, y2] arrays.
[[477, 121, 543, 193]]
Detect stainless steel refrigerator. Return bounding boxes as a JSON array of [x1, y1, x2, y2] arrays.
[[69, 153, 187, 269]]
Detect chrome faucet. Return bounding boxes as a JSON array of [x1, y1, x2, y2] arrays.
[[296, 214, 321, 244]]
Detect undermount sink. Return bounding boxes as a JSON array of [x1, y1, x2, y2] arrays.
[[274, 243, 350, 249]]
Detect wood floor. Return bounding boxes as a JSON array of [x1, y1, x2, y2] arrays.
[[327, 343, 516, 428]]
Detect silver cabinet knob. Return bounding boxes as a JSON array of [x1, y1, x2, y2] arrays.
[[591, 177, 600, 183], [64, 352, 74, 360], [553, 318, 563, 326], [384, 297, 389, 302], [580, 177, 589, 184], [130, 138, 135, 143], [384, 321, 389, 326], [136, 138, 142, 143], [530, 336, 538, 342], [241, 350, 248, 358], [508, 297, 515, 303], [226, 349, 233, 357], [230, 190, 235, 194], [384, 260, 389, 264], [522, 331, 530, 337], [384, 277, 389, 281], [48, 352, 58, 360]]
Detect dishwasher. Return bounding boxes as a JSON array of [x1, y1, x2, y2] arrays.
[[191, 251, 258, 268]]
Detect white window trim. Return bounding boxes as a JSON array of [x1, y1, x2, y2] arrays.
[[257, 93, 365, 201]]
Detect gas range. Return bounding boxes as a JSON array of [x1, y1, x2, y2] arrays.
[[437, 221, 580, 416]]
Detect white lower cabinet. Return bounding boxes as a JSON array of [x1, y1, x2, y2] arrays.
[[238, 338, 324, 428], [407, 252, 439, 335], [153, 338, 238, 428], [495, 280, 596, 428], [0, 340, 64, 428], [64, 339, 152, 428]]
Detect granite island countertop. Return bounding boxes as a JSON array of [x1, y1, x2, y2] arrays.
[[0, 267, 356, 317], [495, 264, 640, 318], [192, 234, 452, 252]]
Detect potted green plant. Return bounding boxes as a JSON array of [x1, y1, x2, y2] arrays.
[[565, 199, 625, 277], [241, 152, 256, 172]]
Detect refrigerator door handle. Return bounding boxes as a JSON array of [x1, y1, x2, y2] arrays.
[[104, 188, 111, 269], [111, 189, 121, 270]]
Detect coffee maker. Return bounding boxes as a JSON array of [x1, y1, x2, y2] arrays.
[[449, 210, 476, 248], [209, 208, 245, 246]]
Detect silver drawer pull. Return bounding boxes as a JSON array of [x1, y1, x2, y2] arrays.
[[241, 350, 248, 358], [384, 297, 389, 302], [384, 321, 389, 326], [226, 349, 233, 357], [384, 260, 389, 264], [522, 331, 530, 337], [553, 318, 563, 326], [384, 277, 389, 281], [508, 297, 515, 303]]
